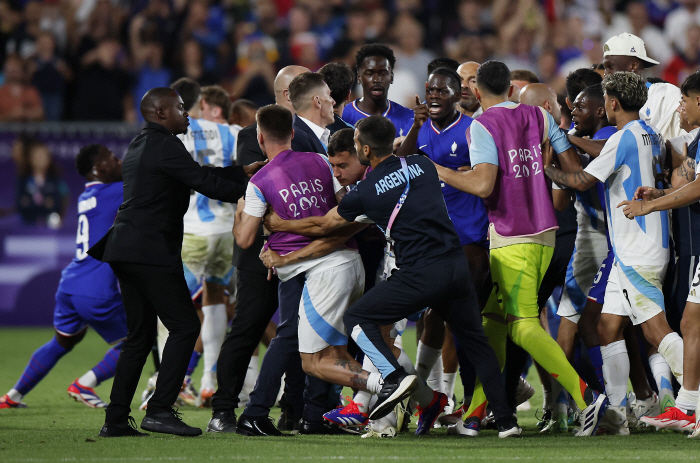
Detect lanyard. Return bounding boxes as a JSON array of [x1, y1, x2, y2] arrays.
[[385, 157, 410, 241]]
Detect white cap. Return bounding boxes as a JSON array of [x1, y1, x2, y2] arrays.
[[603, 33, 659, 68]]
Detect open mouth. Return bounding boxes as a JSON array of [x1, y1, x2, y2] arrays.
[[429, 102, 442, 115], [370, 87, 384, 97]]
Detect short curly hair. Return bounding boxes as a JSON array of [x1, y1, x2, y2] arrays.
[[355, 44, 396, 73], [602, 72, 648, 113]]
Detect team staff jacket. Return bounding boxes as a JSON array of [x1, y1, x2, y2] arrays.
[[89, 122, 248, 269]]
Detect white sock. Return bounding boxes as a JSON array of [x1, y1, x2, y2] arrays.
[[394, 334, 403, 351], [353, 356, 378, 413], [201, 303, 227, 389], [411, 379, 435, 407], [676, 387, 699, 414], [78, 370, 98, 389], [658, 332, 684, 386], [397, 350, 416, 375], [443, 372, 457, 401], [367, 372, 383, 395], [427, 355, 444, 392], [601, 340, 630, 408], [648, 352, 675, 403], [415, 341, 441, 383], [8, 389, 23, 402]]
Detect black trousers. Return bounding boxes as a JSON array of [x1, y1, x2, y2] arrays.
[[344, 251, 513, 421], [105, 262, 200, 423], [211, 269, 279, 413], [243, 274, 307, 419]]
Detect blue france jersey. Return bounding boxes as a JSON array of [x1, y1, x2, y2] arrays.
[[342, 99, 414, 137], [584, 120, 669, 266], [178, 117, 236, 235], [416, 114, 488, 245], [57, 182, 123, 299]]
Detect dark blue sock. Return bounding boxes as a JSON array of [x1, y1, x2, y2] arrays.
[[587, 346, 605, 393], [91, 343, 122, 385], [14, 337, 69, 395], [187, 351, 202, 376]]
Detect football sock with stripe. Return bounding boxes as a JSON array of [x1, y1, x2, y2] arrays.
[[649, 352, 675, 411], [509, 318, 588, 410], [601, 340, 629, 408]]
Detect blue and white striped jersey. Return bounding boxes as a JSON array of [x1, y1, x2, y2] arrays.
[[178, 117, 236, 235]]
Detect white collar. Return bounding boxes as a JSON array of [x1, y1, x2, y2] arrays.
[[298, 115, 330, 143]]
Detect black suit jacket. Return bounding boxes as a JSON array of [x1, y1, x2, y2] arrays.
[[88, 122, 247, 268], [291, 115, 327, 155], [232, 123, 269, 275], [327, 113, 353, 134]]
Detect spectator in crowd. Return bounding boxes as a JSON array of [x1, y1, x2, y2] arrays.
[[663, 24, 700, 85], [173, 40, 219, 87], [0, 54, 44, 122], [664, 0, 700, 52], [392, 14, 436, 89], [5, 0, 42, 59], [28, 31, 71, 121], [230, 37, 277, 106], [15, 139, 68, 227], [72, 39, 132, 122]]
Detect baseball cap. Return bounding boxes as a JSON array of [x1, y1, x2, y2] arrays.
[[603, 33, 659, 68]]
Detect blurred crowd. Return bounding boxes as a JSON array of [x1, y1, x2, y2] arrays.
[[1, 0, 700, 122]]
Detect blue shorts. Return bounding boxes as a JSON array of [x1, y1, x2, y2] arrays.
[[587, 249, 613, 305], [54, 291, 127, 344]]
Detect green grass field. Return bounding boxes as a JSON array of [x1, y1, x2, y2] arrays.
[[1, 327, 699, 462]]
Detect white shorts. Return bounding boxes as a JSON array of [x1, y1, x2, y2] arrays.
[[687, 260, 700, 304], [298, 253, 365, 353], [601, 261, 667, 325], [557, 247, 608, 323]]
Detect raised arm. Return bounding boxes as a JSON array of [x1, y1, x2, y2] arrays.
[[264, 206, 351, 237], [396, 96, 428, 158]]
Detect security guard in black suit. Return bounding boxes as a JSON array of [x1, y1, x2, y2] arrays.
[[90, 88, 262, 437]]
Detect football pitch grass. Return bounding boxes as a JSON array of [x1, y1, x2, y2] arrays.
[[1, 327, 699, 462]]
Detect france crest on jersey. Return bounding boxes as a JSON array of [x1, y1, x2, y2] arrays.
[[57, 182, 123, 300], [178, 117, 236, 235], [584, 120, 669, 267], [416, 113, 488, 246], [342, 99, 414, 137]]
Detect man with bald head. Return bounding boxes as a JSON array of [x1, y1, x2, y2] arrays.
[[89, 88, 258, 437], [457, 61, 482, 118], [519, 83, 562, 126]]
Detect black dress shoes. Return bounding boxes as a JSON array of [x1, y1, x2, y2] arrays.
[[206, 410, 237, 433], [141, 407, 202, 436], [235, 415, 283, 436], [99, 416, 149, 437]]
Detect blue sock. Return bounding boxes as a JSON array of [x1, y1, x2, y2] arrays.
[[91, 343, 122, 385], [187, 351, 201, 377], [587, 346, 605, 393], [14, 337, 69, 395]]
